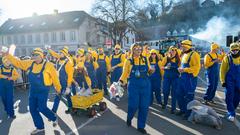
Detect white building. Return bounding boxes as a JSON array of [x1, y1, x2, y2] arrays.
[[0, 10, 109, 56]]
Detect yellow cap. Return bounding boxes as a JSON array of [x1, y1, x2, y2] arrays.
[[32, 48, 44, 58], [115, 44, 121, 49], [211, 43, 219, 51], [2, 57, 8, 64], [230, 42, 240, 51], [130, 43, 140, 51], [88, 47, 93, 52], [169, 46, 177, 51], [181, 40, 192, 49], [77, 48, 85, 55], [60, 47, 69, 56], [150, 49, 158, 54]]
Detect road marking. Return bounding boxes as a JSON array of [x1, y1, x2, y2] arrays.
[[197, 76, 240, 130], [66, 109, 108, 135], [104, 98, 164, 135]]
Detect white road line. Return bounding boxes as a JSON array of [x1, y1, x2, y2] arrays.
[[66, 109, 108, 135], [197, 76, 240, 130], [104, 98, 164, 135]]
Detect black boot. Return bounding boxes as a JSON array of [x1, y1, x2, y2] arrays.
[[65, 109, 71, 114], [137, 128, 147, 134], [126, 119, 132, 127]]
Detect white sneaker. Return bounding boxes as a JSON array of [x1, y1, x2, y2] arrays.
[[30, 129, 44, 135], [227, 116, 235, 122], [116, 97, 120, 101]]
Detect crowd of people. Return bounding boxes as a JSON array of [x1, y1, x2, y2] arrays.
[[0, 40, 239, 134]]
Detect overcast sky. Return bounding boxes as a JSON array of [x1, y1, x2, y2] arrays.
[[0, 0, 95, 25], [0, 0, 224, 25]]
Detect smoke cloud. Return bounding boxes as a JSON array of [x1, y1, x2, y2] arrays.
[[191, 16, 240, 47]]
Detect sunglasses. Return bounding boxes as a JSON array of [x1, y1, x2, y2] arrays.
[[151, 53, 156, 55], [115, 48, 121, 50], [134, 48, 142, 51], [31, 53, 40, 57]]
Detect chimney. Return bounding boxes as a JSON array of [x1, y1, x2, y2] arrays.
[[53, 9, 58, 15]]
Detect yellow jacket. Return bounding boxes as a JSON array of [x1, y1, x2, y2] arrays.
[[204, 52, 225, 69], [119, 56, 151, 84], [220, 55, 240, 84], [56, 59, 74, 88], [5, 54, 61, 92], [0, 66, 20, 81], [49, 49, 75, 66], [181, 51, 201, 77], [110, 53, 125, 67], [96, 54, 111, 72]]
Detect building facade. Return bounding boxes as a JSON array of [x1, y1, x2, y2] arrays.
[[0, 10, 109, 56]]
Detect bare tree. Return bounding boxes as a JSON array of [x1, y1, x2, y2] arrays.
[[92, 0, 136, 46]]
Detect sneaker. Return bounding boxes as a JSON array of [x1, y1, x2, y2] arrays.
[[65, 109, 71, 114], [8, 115, 16, 119], [126, 119, 132, 127], [30, 129, 45, 135], [137, 128, 147, 134], [176, 111, 184, 116], [227, 116, 235, 122], [52, 117, 58, 127], [116, 97, 120, 101]]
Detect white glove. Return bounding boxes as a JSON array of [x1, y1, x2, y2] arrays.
[[64, 87, 71, 95]]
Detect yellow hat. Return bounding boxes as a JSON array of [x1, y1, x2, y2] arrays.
[[60, 47, 69, 56], [230, 42, 240, 51], [115, 44, 121, 49], [77, 48, 85, 55], [130, 43, 140, 51], [2, 57, 8, 64], [211, 43, 219, 51], [88, 47, 93, 52], [181, 40, 192, 49], [169, 46, 177, 51], [32, 48, 44, 58], [150, 49, 158, 54]]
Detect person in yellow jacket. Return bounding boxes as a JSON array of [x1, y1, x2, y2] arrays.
[[1, 48, 61, 134], [220, 42, 240, 122], [142, 43, 151, 58], [119, 43, 154, 134], [0, 57, 19, 119], [203, 43, 225, 104], [75, 48, 85, 64], [96, 47, 111, 95], [50, 47, 74, 114], [148, 49, 163, 106], [177, 40, 201, 119], [110, 44, 125, 83], [73, 62, 92, 89], [161, 46, 181, 114]]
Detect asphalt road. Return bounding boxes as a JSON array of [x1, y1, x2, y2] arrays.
[[0, 69, 240, 135]]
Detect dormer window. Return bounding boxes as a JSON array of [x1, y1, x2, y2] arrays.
[[73, 18, 79, 22], [41, 22, 46, 26]]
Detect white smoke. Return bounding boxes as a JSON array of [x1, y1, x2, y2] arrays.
[[191, 16, 240, 46]]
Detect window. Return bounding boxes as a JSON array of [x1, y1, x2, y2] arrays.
[[7, 36, 12, 45], [21, 48, 26, 55], [73, 18, 79, 22], [51, 32, 57, 43], [44, 33, 49, 43], [19, 25, 24, 28], [126, 37, 129, 44], [27, 34, 33, 44], [14, 35, 18, 44], [70, 31, 76, 41], [60, 32, 65, 42], [20, 35, 25, 44], [97, 34, 100, 43], [58, 20, 64, 24], [35, 33, 41, 43], [9, 26, 14, 30], [132, 38, 135, 43], [86, 32, 90, 41], [41, 22, 46, 26]]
